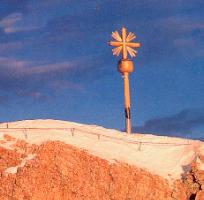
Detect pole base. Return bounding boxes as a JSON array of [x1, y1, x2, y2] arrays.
[[125, 107, 131, 134], [126, 118, 131, 134]]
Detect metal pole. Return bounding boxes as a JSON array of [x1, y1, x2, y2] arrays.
[[123, 72, 131, 134]]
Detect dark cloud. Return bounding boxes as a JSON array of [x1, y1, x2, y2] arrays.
[[0, 57, 75, 98], [132, 108, 204, 139], [135, 16, 204, 65], [0, 54, 104, 101]]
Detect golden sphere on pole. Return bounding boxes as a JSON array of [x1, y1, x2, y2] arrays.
[[118, 59, 134, 74]]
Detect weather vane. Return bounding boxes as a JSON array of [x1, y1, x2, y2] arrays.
[[108, 27, 141, 134]]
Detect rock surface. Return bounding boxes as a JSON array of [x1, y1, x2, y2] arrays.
[[0, 139, 175, 200]]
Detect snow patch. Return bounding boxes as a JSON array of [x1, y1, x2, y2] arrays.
[[197, 157, 204, 171], [0, 140, 16, 150], [4, 154, 36, 174]]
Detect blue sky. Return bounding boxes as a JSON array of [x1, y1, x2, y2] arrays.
[[0, 0, 203, 139]]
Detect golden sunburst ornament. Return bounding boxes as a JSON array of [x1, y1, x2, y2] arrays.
[[108, 27, 140, 59]]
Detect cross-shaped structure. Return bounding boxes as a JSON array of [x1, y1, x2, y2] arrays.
[[108, 27, 140, 59], [108, 27, 141, 134]]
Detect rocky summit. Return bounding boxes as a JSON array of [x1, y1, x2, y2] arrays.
[[0, 119, 204, 200]]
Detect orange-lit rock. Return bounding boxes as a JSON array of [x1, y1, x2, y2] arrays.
[[196, 191, 204, 200], [0, 140, 188, 200]]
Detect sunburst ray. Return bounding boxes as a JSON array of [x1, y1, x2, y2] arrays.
[[126, 46, 137, 57], [112, 31, 122, 42], [112, 46, 122, 56], [126, 32, 136, 42]]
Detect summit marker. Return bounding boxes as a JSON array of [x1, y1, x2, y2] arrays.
[[108, 27, 141, 134]]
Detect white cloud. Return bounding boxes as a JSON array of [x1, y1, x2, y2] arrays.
[[0, 57, 76, 77], [3, 25, 38, 33], [0, 13, 22, 28], [0, 12, 40, 34]]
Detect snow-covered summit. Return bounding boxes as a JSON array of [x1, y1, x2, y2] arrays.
[[0, 119, 203, 181]]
